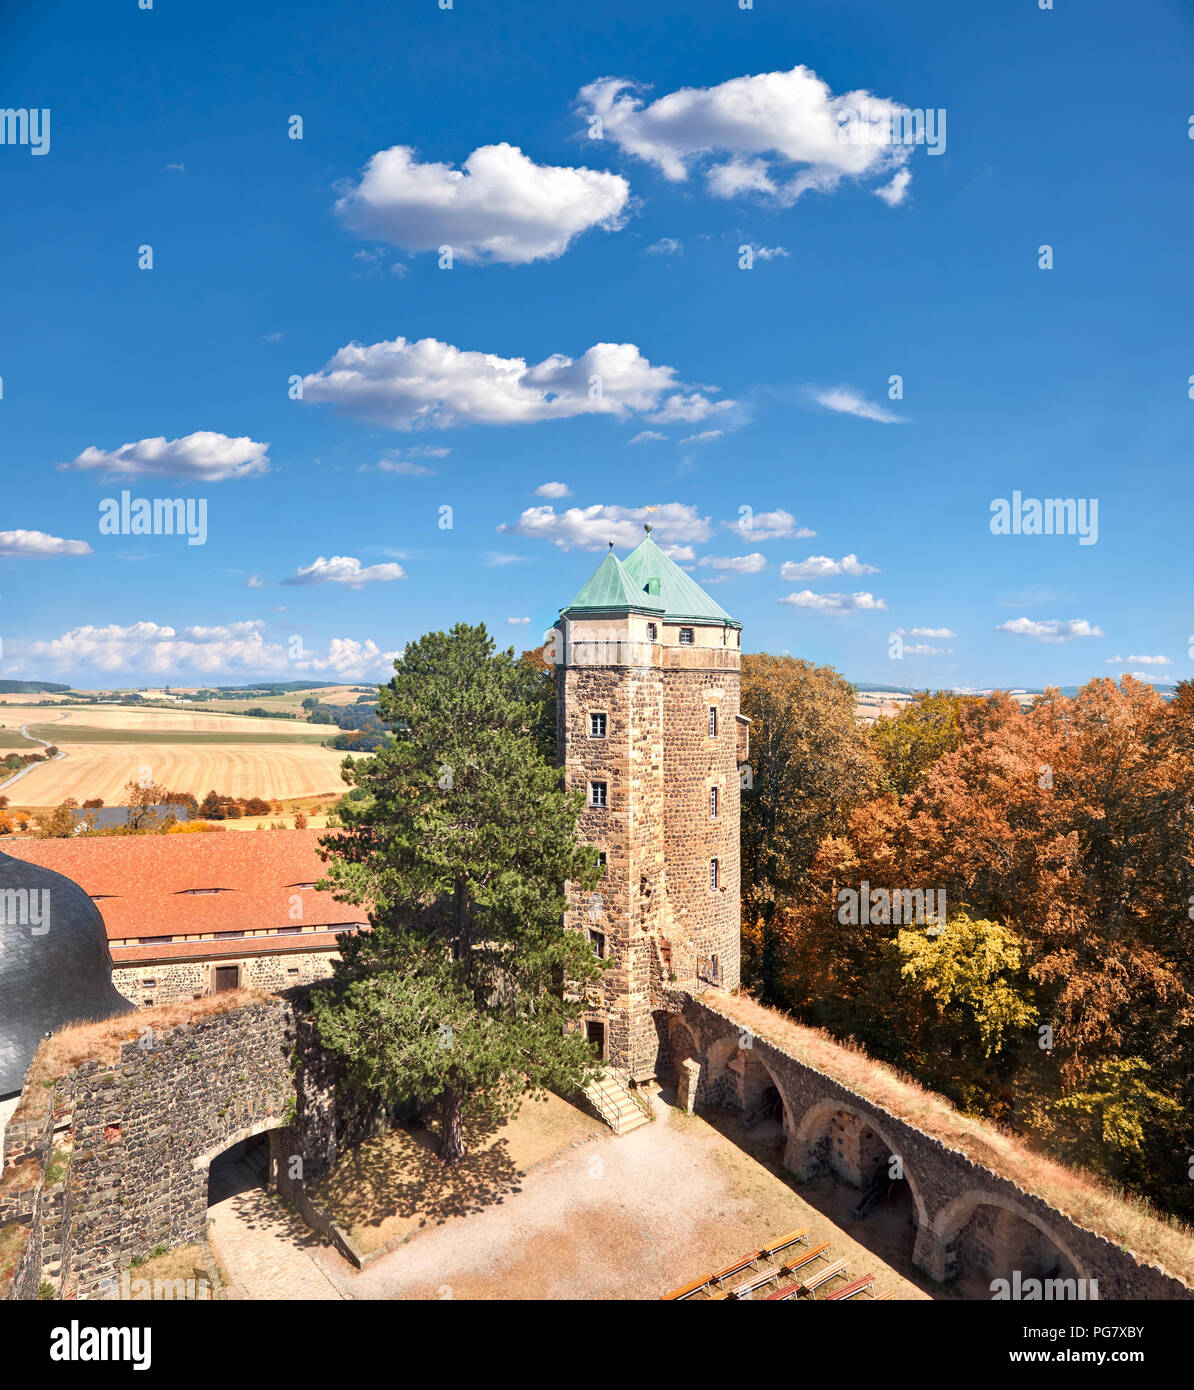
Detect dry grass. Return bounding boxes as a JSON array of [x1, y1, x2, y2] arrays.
[[0, 1220, 31, 1298], [313, 1092, 604, 1254], [24, 989, 273, 1089], [123, 1242, 215, 1299], [709, 989, 1194, 1288]]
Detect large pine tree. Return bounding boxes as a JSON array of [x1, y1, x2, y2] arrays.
[[313, 623, 603, 1161]]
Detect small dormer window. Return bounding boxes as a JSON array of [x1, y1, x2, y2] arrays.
[[679, 627, 694, 645], [589, 712, 607, 738]]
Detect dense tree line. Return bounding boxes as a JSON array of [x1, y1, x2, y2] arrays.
[[741, 657, 1194, 1220]]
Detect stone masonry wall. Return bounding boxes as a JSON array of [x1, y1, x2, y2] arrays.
[[0, 992, 378, 1300], [558, 660, 666, 1075], [557, 622, 743, 1076], [669, 991, 1193, 1300], [660, 656, 741, 992], [113, 947, 337, 1008]]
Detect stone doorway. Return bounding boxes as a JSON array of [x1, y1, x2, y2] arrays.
[[207, 1131, 270, 1206]]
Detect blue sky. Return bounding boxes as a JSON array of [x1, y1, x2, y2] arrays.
[[1, 0, 1192, 691]]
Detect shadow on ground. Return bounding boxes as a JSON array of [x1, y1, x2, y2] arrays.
[[695, 1102, 950, 1300], [313, 1114, 524, 1240]]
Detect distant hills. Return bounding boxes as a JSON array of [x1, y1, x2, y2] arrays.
[[0, 680, 71, 694], [852, 680, 1177, 699]]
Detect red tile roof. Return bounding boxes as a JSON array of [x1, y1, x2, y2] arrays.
[[0, 830, 368, 955]]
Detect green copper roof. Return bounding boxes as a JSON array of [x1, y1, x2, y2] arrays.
[[622, 530, 741, 627], [561, 547, 665, 616]]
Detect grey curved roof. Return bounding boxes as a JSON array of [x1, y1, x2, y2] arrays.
[[0, 848, 133, 1096]]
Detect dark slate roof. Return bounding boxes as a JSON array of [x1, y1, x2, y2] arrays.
[[0, 850, 133, 1096]]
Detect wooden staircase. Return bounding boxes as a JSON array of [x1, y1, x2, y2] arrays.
[[584, 1069, 653, 1136]]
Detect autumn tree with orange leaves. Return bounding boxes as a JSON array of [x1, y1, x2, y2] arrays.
[[757, 677, 1194, 1218]]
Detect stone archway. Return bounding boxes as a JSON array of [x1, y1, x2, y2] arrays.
[[789, 1097, 928, 1232], [927, 1191, 1088, 1294], [664, 1015, 705, 1112], [195, 1119, 288, 1207]]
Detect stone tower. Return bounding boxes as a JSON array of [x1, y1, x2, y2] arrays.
[[554, 526, 745, 1079]]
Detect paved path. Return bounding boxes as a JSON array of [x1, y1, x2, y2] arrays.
[[206, 1158, 345, 1301]]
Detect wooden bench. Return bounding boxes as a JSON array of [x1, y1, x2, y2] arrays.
[[661, 1272, 714, 1301], [825, 1273, 875, 1301], [709, 1251, 764, 1287], [796, 1257, 849, 1298], [783, 1240, 832, 1277], [759, 1227, 808, 1261], [764, 1279, 801, 1302], [726, 1267, 786, 1300]]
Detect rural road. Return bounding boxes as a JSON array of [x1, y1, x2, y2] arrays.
[[0, 712, 69, 794]]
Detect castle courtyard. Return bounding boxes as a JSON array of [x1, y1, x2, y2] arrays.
[[206, 1091, 934, 1301]]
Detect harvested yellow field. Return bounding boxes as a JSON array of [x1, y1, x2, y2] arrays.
[[0, 705, 359, 806], [9, 741, 353, 806], [0, 706, 309, 736]]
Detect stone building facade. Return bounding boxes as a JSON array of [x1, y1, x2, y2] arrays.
[[1, 831, 363, 1012], [555, 527, 745, 1077]]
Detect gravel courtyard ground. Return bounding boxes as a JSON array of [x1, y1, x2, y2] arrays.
[[209, 1090, 937, 1300]]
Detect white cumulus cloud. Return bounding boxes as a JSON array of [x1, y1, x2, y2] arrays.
[[282, 555, 406, 587], [779, 590, 887, 611], [0, 529, 92, 557], [995, 617, 1103, 643], [780, 553, 878, 580], [301, 336, 733, 431], [534, 482, 572, 498], [18, 620, 401, 680], [697, 553, 766, 573], [1103, 653, 1171, 666], [334, 142, 630, 265], [498, 502, 711, 552], [59, 431, 270, 482], [722, 509, 815, 541], [577, 66, 915, 206]]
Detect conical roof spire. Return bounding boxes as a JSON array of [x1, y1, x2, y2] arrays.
[[560, 547, 664, 617]]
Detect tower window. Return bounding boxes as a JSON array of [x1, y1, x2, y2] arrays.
[[595, 850, 607, 875], [710, 858, 720, 890], [589, 781, 608, 808], [589, 711, 607, 738], [646, 623, 657, 641], [589, 929, 606, 959], [710, 787, 718, 819], [679, 627, 694, 645], [708, 706, 718, 736]]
